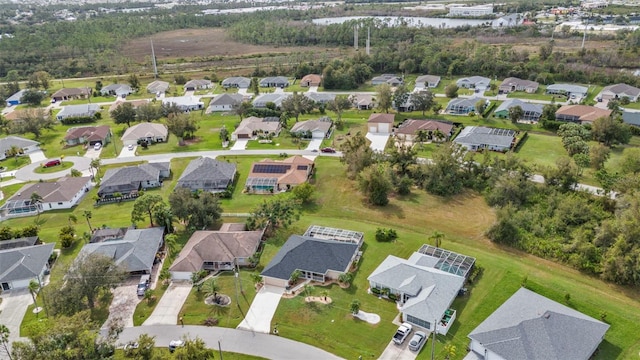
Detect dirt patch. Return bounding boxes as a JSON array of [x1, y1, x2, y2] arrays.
[[305, 296, 333, 304]]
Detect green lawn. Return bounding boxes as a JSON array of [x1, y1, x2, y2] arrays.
[[0, 182, 28, 207], [506, 85, 556, 101], [114, 349, 266, 360], [513, 132, 566, 168], [0, 156, 31, 171]]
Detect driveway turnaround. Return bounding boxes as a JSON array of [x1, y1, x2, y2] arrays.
[[118, 325, 343, 360], [237, 285, 284, 334], [366, 132, 391, 152], [142, 282, 192, 326], [0, 289, 33, 355], [14, 156, 91, 181]]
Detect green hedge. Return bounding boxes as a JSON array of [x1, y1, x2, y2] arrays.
[[60, 116, 96, 125], [512, 131, 528, 151]]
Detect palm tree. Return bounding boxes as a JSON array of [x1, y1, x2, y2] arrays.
[[303, 284, 315, 298], [289, 270, 302, 285], [430, 230, 444, 248], [204, 278, 221, 304], [250, 273, 263, 286], [83, 210, 93, 232], [68, 213, 78, 226], [415, 130, 428, 149], [164, 233, 178, 257], [30, 192, 42, 222], [7, 145, 21, 165], [89, 158, 101, 179], [28, 280, 40, 318], [433, 129, 446, 143], [0, 324, 12, 360], [338, 273, 353, 285]]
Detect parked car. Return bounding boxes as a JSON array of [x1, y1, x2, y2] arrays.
[[169, 340, 185, 352], [42, 159, 61, 168], [320, 147, 336, 153], [137, 274, 150, 296], [128, 144, 134, 151], [408, 331, 427, 352], [93, 143, 102, 150], [392, 322, 413, 345]]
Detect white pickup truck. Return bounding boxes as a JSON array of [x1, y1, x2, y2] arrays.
[[392, 322, 413, 345]]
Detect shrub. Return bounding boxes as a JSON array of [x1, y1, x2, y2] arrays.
[[388, 293, 398, 301], [60, 116, 96, 125], [203, 317, 219, 326], [375, 228, 398, 242], [467, 265, 484, 284], [371, 287, 381, 295]]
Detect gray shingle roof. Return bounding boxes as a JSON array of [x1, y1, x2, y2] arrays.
[[468, 288, 609, 360], [261, 235, 358, 280], [622, 110, 640, 126], [0, 136, 39, 154], [78, 227, 164, 273], [222, 77, 251, 88], [177, 157, 237, 190], [494, 99, 543, 114], [0, 243, 54, 283], [209, 93, 244, 107], [290, 118, 332, 134], [304, 92, 336, 103], [546, 84, 588, 95], [454, 126, 515, 148], [56, 104, 100, 119], [98, 164, 160, 195]]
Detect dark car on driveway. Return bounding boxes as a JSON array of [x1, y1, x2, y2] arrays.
[[320, 147, 336, 153]]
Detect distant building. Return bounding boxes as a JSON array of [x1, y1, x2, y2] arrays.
[[161, 96, 204, 112], [371, 74, 403, 86], [56, 104, 100, 121], [222, 77, 251, 89], [184, 79, 213, 91], [146, 80, 170, 95], [448, 4, 493, 17], [494, 99, 543, 122]]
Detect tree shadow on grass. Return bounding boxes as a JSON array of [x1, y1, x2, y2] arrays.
[[361, 199, 405, 219]]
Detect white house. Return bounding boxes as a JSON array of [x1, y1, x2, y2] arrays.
[[184, 79, 213, 91], [1, 177, 92, 216], [121, 123, 168, 146], [0, 243, 55, 290], [162, 96, 205, 112]]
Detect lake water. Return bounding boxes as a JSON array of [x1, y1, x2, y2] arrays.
[[311, 16, 494, 28]]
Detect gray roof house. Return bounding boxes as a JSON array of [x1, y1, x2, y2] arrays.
[[445, 97, 486, 115], [454, 126, 516, 152], [100, 84, 133, 97], [468, 287, 609, 360], [98, 163, 169, 198], [252, 93, 288, 108], [456, 76, 491, 90], [494, 99, 543, 122], [368, 245, 474, 335], [184, 79, 213, 91], [207, 93, 244, 112], [146, 80, 170, 94], [304, 92, 336, 104], [222, 77, 251, 89], [622, 110, 640, 127], [0, 243, 55, 290], [56, 104, 101, 121], [177, 157, 237, 193], [161, 96, 204, 112], [498, 77, 539, 94], [259, 76, 289, 88], [76, 227, 165, 274], [6, 89, 27, 106], [2, 176, 92, 216], [0, 136, 40, 160], [415, 75, 441, 89], [598, 83, 640, 102], [121, 123, 168, 146], [372, 74, 403, 86], [290, 117, 333, 139], [546, 84, 588, 97], [261, 226, 364, 288]]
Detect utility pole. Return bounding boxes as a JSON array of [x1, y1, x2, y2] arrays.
[[151, 39, 158, 79], [366, 27, 370, 55], [354, 26, 358, 50], [218, 340, 224, 360], [431, 320, 437, 360]]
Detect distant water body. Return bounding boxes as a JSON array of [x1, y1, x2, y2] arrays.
[[312, 16, 494, 28]]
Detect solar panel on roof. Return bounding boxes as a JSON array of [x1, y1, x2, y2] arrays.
[[253, 164, 290, 174]]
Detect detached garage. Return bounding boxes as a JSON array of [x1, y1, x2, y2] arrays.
[[0, 243, 54, 290], [367, 113, 394, 134]]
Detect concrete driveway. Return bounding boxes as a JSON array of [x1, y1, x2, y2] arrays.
[[118, 145, 137, 158], [231, 139, 248, 150], [142, 282, 192, 326], [378, 339, 419, 360], [305, 138, 323, 151], [102, 277, 142, 330], [366, 132, 391, 152], [0, 289, 33, 354], [28, 150, 47, 163], [84, 146, 102, 159], [237, 285, 284, 333]]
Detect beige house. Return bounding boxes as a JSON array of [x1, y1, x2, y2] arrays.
[[367, 113, 395, 134], [231, 116, 282, 140]]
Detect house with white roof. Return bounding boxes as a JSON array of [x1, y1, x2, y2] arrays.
[[207, 93, 244, 112], [184, 79, 213, 91], [146, 80, 170, 94], [56, 104, 101, 121], [456, 76, 491, 90], [162, 96, 204, 112]]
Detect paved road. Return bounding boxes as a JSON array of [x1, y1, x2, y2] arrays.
[[118, 325, 344, 360], [14, 156, 91, 181]]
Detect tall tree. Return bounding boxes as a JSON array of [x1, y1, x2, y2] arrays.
[[393, 83, 410, 112], [445, 83, 459, 98], [591, 116, 631, 147], [110, 102, 136, 127], [340, 132, 375, 179], [358, 164, 393, 206], [280, 92, 315, 123], [422, 143, 467, 196], [7, 145, 21, 165], [589, 143, 610, 170], [246, 198, 300, 234], [135, 103, 162, 122], [620, 148, 640, 174], [251, 77, 260, 95], [376, 83, 393, 113], [509, 105, 524, 123], [9, 108, 54, 137], [30, 192, 42, 222], [166, 113, 198, 145], [430, 231, 444, 248], [410, 91, 435, 116], [327, 95, 351, 122], [131, 194, 164, 227], [0, 324, 11, 360], [219, 126, 229, 143], [83, 210, 93, 232], [65, 254, 127, 310], [169, 188, 222, 230], [20, 89, 45, 107], [128, 74, 140, 90]]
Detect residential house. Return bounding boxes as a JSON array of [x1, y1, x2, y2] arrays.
[[98, 163, 169, 198], [261, 225, 364, 287], [597, 83, 640, 102], [414, 75, 441, 89], [169, 224, 265, 280], [446, 97, 486, 115], [252, 93, 287, 108], [207, 93, 244, 112], [51, 87, 91, 102], [372, 74, 403, 86], [622, 110, 640, 127], [259, 76, 289, 88], [63, 125, 111, 146], [184, 79, 213, 92], [352, 94, 374, 110], [454, 126, 516, 152], [492, 13, 523, 28], [3, 110, 28, 122], [290, 117, 333, 139], [108, 99, 149, 113], [121, 123, 168, 146], [367, 113, 395, 134], [546, 84, 588, 98], [368, 245, 474, 334], [0, 243, 55, 290], [555, 105, 612, 124], [456, 76, 491, 90], [56, 104, 101, 121], [498, 77, 539, 93], [468, 287, 609, 360], [300, 74, 322, 87], [494, 99, 544, 122], [100, 84, 133, 97], [245, 156, 314, 193], [177, 157, 237, 193], [146, 80, 170, 95], [90, 227, 129, 243], [161, 96, 204, 112], [0, 236, 40, 251], [6, 89, 27, 107], [222, 77, 251, 89], [449, 4, 493, 16], [76, 227, 165, 274], [1, 176, 91, 216], [395, 119, 454, 143], [232, 116, 282, 140], [304, 92, 336, 105], [0, 136, 40, 160]]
